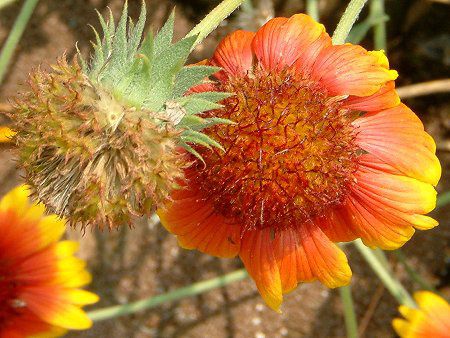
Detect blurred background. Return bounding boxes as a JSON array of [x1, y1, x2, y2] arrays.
[[0, 0, 449, 337]]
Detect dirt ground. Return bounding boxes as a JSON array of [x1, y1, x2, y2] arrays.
[[1, 1, 449, 337]]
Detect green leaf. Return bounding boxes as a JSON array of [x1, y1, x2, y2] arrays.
[[151, 35, 197, 84], [182, 130, 224, 151], [139, 33, 154, 60], [128, 2, 147, 58], [179, 97, 222, 115], [179, 141, 205, 165], [203, 117, 235, 127], [185, 91, 232, 103], [173, 65, 220, 97], [143, 76, 173, 111], [178, 114, 206, 127], [154, 10, 175, 57]]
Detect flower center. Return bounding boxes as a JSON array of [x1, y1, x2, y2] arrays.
[[192, 67, 359, 232]]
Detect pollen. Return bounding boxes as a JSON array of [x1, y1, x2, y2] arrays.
[[193, 67, 359, 232]]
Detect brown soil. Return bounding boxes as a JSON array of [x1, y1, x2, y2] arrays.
[[1, 1, 449, 337]]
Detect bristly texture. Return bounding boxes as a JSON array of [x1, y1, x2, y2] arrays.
[[11, 3, 229, 229]]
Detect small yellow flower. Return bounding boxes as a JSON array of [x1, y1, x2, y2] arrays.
[[0, 186, 98, 337], [0, 126, 14, 142], [393, 291, 450, 338]]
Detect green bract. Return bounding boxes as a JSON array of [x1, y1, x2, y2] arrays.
[[11, 3, 231, 229], [79, 3, 232, 160]]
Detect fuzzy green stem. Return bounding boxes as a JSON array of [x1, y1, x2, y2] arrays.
[[0, 0, 39, 84], [186, 0, 244, 48], [339, 284, 359, 338], [370, 0, 386, 50], [306, 0, 320, 21], [88, 269, 248, 322], [332, 0, 369, 45], [354, 240, 415, 307]]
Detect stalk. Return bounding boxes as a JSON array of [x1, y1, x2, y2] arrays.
[[0, 0, 39, 84], [306, 0, 319, 21], [186, 0, 244, 48], [339, 284, 359, 338], [332, 0, 369, 45], [88, 269, 248, 321], [354, 240, 416, 307]]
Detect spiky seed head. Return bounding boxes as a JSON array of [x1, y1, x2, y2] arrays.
[[10, 3, 230, 229]]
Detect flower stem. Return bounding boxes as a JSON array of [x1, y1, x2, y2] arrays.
[[186, 0, 244, 49], [354, 240, 416, 307], [339, 284, 359, 338], [306, 0, 320, 22], [332, 0, 369, 45], [370, 0, 387, 50], [0, 0, 39, 84], [87, 269, 248, 322]]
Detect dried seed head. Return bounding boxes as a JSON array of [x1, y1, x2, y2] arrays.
[[13, 58, 186, 229], [10, 4, 230, 229]]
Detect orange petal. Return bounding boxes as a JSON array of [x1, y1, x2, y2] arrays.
[[252, 14, 331, 73], [272, 226, 315, 292], [316, 206, 359, 243], [240, 223, 351, 311], [239, 228, 283, 312], [346, 166, 438, 249], [211, 30, 255, 79], [354, 103, 441, 186], [311, 45, 398, 97], [297, 221, 352, 288], [343, 81, 400, 111], [22, 287, 93, 330], [273, 222, 352, 292], [157, 187, 241, 258]]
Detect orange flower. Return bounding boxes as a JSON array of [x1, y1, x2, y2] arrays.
[[158, 14, 441, 311], [393, 291, 450, 338], [0, 186, 98, 337]]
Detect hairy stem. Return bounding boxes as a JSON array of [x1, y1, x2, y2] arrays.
[[186, 0, 244, 49], [332, 0, 369, 45], [0, 0, 39, 84]]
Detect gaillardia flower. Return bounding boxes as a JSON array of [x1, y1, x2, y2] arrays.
[[0, 186, 98, 337], [10, 5, 228, 229], [158, 14, 441, 311], [393, 291, 450, 337]]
